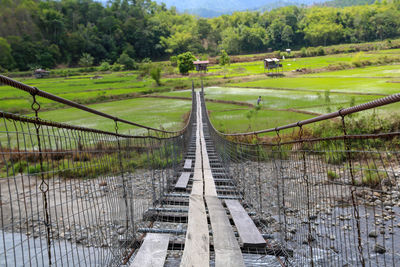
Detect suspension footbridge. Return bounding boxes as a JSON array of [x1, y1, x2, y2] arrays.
[[0, 75, 400, 266]]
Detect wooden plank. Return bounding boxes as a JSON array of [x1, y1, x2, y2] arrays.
[[130, 233, 170, 267], [225, 200, 266, 248], [180, 195, 209, 267], [206, 196, 244, 267], [184, 159, 192, 169], [175, 172, 191, 189]]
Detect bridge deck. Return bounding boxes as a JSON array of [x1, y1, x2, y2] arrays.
[[132, 92, 268, 266]]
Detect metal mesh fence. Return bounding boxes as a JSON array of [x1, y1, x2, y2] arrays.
[[202, 92, 400, 266], [0, 77, 195, 266]]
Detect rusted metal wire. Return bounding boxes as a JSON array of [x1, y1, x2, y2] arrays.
[[0, 75, 196, 266], [202, 90, 400, 266]]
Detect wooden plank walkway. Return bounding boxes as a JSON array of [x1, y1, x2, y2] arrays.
[[175, 172, 191, 189], [183, 159, 192, 169], [130, 233, 170, 267], [133, 92, 268, 266], [181, 92, 244, 267], [181, 92, 209, 267], [206, 196, 245, 266], [225, 200, 267, 248]]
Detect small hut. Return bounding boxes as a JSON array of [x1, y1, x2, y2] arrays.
[[264, 58, 283, 73], [193, 60, 209, 73], [34, 69, 50, 78]]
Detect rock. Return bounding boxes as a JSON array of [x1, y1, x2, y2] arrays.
[[117, 227, 126, 235], [374, 244, 386, 254], [309, 215, 318, 220], [76, 235, 87, 243], [368, 231, 378, 238], [373, 192, 381, 198]]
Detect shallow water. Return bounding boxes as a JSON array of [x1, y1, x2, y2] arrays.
[[0, 230, 107, 267]]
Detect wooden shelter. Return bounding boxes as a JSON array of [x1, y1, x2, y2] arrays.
[[34, 69, 50, 78], [193, 60, 209, 73], [264, 58, 282, 73]]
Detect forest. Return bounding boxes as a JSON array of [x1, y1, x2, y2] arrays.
[[1, 0, 400, 71]]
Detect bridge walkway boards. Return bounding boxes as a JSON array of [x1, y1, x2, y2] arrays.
[[131, 92, 275, 267]]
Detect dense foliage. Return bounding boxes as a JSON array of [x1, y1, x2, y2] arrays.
[[1, 0, 400, 71]]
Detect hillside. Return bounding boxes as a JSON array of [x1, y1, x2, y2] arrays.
[[153, 0, 327, 16]]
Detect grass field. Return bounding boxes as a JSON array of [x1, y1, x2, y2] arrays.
[[2, 46, 400, 135], [0, 98, 191, 139]]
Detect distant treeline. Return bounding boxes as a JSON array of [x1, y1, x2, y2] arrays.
[[1, 0, 400, 71]]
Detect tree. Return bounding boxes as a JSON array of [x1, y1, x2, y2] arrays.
[[219, 49, 230, 78], [177, 52, 196, 75], [78, 53, 94, 68], [281, 25, 294, 48], [0, 37, 15, 70]]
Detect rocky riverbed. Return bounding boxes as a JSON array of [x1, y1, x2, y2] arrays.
[[0, 168, 175, 265], [229, 160, 400, 266]]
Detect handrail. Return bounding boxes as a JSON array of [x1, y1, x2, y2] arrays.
[[0, 74, 185, 135], [205, 92, 400, 137]]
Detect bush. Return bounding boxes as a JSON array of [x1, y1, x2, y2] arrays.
[[300, 47, 307, 57], [361, 163, 388, 188], [327, 170, 339, 181], [317, 46, 325, 56], [72, 152, 91, 162], [142, 58, 152, 63], [117, 52, 137, 70], [177, 52, 196, 75], [13, 161, 27, 173], [139, 62, 152, 77], [78, 53, 94, 68], [111, 63, 123, 71], [28, 163, 49, 175], [170, 56, 177, 67], [150, 65, 162, 86], [98, 61, 111, 71], [219, 50, 230, 66]]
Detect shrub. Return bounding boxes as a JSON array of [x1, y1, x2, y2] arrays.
[[325, 151, 347, 165], [317, 46, 325, 56], [170, 56, 177, 67], [142, 58, 152, 63], [12, 161, 27, 173], [72, 152, 91, 162], [98, 61, 111, 71], [327, 170, 339, 181], [280, 52, 289, 59], [300, 47, 307, 57], [150, 65, 162, 86], [28, 163, 49, 175], [177, 52, 196, 75], [139, 62, 152, 77], [78, 53, 94, 68], [111, 63, 123, 71], [219, 50, 230, 66], [117, 52, 137, 70], [361, 163, 388, 188]]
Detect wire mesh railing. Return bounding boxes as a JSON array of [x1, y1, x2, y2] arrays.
[[202, 90, 400, 266], [0, 75, 196, 266]]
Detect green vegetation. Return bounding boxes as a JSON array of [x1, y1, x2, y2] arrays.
[[2, 0, 400, 71], [327, 170, 339, 180], [360, 163, 388, 188], [177, 52, 196, 75]]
